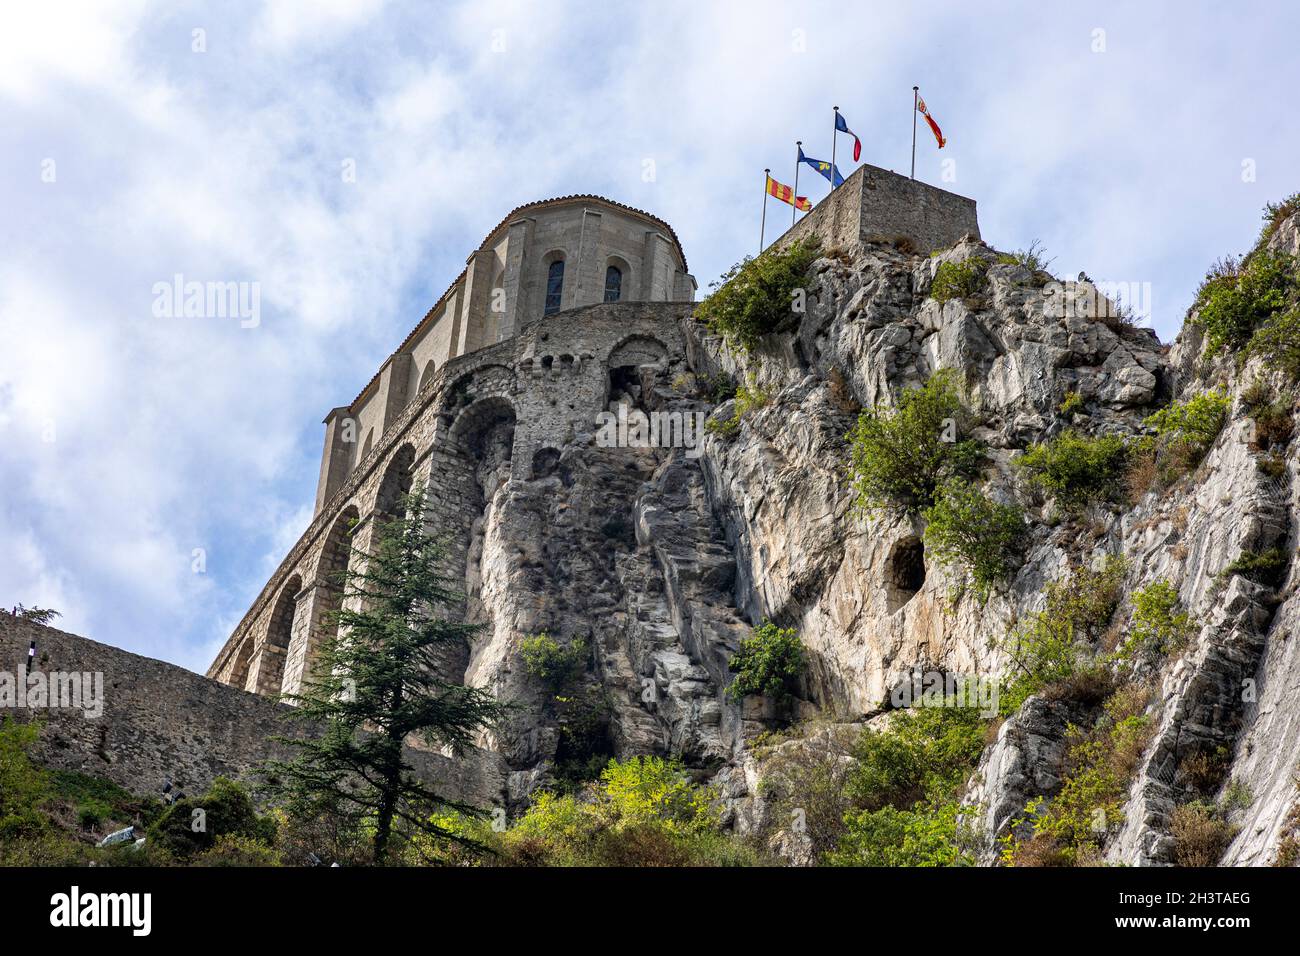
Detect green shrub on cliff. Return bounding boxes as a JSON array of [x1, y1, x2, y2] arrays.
[[1193, 250, 1298, 355], [930, 258, 989, 303], [848, 369, 985, 514], [726, 620, 805, 702], [1143, 390, 1230, 475], [520, 632, 589, 693], [1016, 430, 1131, 508], [827, 701, 988, 867], [424, 756, 764, 867], [922, 479, 1026, 600], [696, 238, 821, 352]]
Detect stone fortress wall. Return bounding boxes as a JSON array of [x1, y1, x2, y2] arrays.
[[777, 162, 979, 254], [0, 615, 509, 806]]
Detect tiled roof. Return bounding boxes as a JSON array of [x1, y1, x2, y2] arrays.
[[346, 194, 687, 408]]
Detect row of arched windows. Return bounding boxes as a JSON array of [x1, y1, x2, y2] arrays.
[[542, 259, 626, 316]]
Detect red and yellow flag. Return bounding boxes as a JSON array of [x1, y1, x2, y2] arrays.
[[916, 95, 946, 148], [767, 175, 811, 211]]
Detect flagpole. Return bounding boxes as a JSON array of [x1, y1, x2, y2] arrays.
[[911, 86, 918, 180], [792, 140, 801, 225], [831, 106, 838, 194], [760, 169, 769, 254]]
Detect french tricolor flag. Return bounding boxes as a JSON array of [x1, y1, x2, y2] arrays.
[[835, 111, 862, 162]]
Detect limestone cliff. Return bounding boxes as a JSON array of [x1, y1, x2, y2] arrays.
[[458, 211, 1300, 866]]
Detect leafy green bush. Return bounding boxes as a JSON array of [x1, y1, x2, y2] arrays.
[[146, 777, 276, 860], [1119, 580, 1192, 659], [829, 798, 976, 866], [1059, 391, 1084, 416], [460, 756, 765, 867], [1143, 390, 1230, 474], [1000, 558, 1126, 714], [930, 258, 989, 303], [696, 238, 821, 351], [1256, 192, 1300, 253], [1194, 250, 1298, 355], [706, 377, 770, 437], [922, 479, 1026, 600], [193, 833, 283, 867], [1222, 547, 1289, 588], [1248, 307, 1300, 382], [520, 632, 588, 692], [727, 621, 805, 702], [1016, 430, 1131, 508], [828, 702, 988, 866], [1240, 379, 1295, 447], [848, 369, 985, 514], [846, 704, 988, 812], [0, 718, 51, 840]]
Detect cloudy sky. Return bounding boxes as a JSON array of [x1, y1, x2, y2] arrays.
[[2, 0, 1297, 672]]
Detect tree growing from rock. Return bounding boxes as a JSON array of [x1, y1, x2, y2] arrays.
[[262, 490, 506, 864]]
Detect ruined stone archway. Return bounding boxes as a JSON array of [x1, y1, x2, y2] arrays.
[[606, 334, 670, 410], [256, 573, 302, 696]]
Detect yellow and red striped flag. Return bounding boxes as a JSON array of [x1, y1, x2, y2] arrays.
[[916, 94, 946, 148], [767, 174, 811, 211]]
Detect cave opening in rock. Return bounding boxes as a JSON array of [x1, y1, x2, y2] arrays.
[[886, 538, 926, 612]]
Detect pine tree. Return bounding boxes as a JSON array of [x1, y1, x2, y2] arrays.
[[262, 490, 506, 864]]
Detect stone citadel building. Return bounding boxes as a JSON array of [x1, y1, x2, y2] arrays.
[[207, 165, 979, 703]]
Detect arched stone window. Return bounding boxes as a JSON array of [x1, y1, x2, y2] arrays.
[[544, 259, 565, 316], [418, 360, 437, 393], [375, 444, 415, 520], [604, 264, 623, 303]]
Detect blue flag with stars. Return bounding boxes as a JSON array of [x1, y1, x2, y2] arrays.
[[798, 147, 844, 187]]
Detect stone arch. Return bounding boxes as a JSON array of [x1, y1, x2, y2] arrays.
[[419, 398, 518, 685], [229, 637, 254, 691], [606, 334, 670, 409], [439, 363, 516, 419], [257, 573, 302, 696], [358, 428, 374, 466], [374, 443, 416, 520], [418, 359, 438, 393], [309, 503, 360, 680], [449, 396, 517, 490], [607, 333, 670, 370]]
